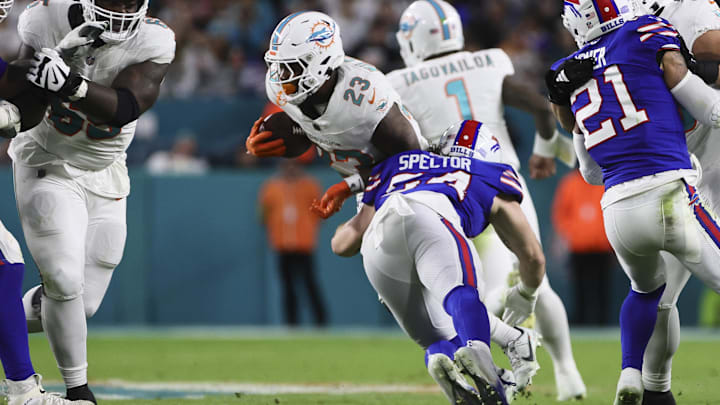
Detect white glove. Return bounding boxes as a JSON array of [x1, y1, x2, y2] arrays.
[[27, 48, 88, 101], [502, 283, 538, 326], [56, 21, 107, 62], [0, 101, 21, 139]]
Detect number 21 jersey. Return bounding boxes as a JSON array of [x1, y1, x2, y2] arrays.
[[552, 15, 692, 189]]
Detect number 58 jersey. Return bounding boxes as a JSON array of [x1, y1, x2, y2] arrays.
[[552, 15, 692, 189], [10, 0, 175, 197], [362, 150, 523, 238]]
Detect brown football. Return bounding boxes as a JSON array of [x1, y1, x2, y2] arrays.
[[258, 112, 313, 158]]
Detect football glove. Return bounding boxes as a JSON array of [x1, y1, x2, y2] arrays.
[[311, 180, 353, 219], [0, 101, 20, 139], [245, 118, 287, 157], [27, 48, 88, 101], [56, 21, 108, 62], [545, 58, 595, 106], [502, 283, 538, 326]]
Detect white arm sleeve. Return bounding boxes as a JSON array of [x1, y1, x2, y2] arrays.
[[573, 131, 604, 185], [671, 71, 720, 128]]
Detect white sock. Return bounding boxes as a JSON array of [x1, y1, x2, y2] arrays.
[[642, 306, 679, 392], [535, 283, 579, 374], [41, 295, 88, 389], [489, 313, 522, 348]]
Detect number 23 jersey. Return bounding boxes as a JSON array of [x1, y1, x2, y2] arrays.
[[267, 57, 425, 177], [552, 15, 692, 189], [10, 0, 175, 196]]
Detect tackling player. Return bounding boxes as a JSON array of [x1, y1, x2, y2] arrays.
[[386, 0, 585, 399], [12, 0, 175, 402], [550, 0, 720, 403], [331, 120, 546, 405], [246, 11, 427, 219]]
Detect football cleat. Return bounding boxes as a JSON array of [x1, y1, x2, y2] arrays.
[[455, 341, 510, 405], [614, 368, 644, 405], [504, 327, 540, 391], [2, 374, 93, 405], [427, 353, 482, 405]]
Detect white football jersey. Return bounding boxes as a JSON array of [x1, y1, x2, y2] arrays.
[[267, 57, 425, 177], [10, 0, 175, 197], [387, 49, 519, 169], [660, 0, 720, 51]]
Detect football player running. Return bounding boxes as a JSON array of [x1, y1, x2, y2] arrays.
[[12, 0, 175, 402], [246, 11, 428, 218], [0, 1, 88, 404], [387, 0, 585, 399], [550, 0, 720, 404], [332, 120, 546, 405]]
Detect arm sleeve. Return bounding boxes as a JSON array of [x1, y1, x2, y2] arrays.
[[671, 70, 720, 127], [573, 131, 604, 185]]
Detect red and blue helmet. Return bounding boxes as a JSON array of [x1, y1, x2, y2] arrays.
[[563, 0, 636, 48]]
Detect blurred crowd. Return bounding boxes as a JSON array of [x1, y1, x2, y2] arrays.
[[0, 0, 578, 170]]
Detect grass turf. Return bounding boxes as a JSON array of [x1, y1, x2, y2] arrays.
[[4, 331, 720, 404]]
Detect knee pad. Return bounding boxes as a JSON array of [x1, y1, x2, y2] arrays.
[[87, 222, 126, 268], [41, 264, 83, 301], [23, 191, 63, 236]]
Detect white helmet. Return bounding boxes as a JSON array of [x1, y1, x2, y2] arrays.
[[634, 0, 677, 16], [563, 0, 636, 48], [430, 120, 503, 164], [80, 0, 149, 43], [0, 0, 13, 24], [396, 0, 464, 67], [264, 11, 345, 106]]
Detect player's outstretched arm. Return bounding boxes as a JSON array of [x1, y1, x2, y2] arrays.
[[688, 31, 720, 85], [331, 204, 376, 257], [490, 195, 545, 325], [663, 50, 720, 128]]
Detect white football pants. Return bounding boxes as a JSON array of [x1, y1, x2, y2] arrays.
[[361, 195, 484, 349], [13, 162, 126, 387]]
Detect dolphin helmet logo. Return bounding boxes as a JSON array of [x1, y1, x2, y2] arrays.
[[307, 20, 336, 49]]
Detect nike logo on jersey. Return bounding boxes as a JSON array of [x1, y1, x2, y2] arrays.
[[368, 88, 376, 104]]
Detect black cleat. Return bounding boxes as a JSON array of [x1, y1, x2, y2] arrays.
[[642, 390, 676, 405]]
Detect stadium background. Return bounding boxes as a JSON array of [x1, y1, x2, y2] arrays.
[[0, 0, 711, 327]]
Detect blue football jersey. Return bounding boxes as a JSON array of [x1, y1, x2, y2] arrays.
[[552, 15, 692, 189], [362, 150, 524, 238]]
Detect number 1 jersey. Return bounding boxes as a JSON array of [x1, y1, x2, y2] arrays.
[[552, 15, 692, 189], [362, 150, 523, 238]]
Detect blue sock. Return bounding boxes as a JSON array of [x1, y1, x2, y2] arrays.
[[0, 262, 35, 381], [443, 285, 491, 346], [620, 284, 666, 370], [424, 339, 461, 367]]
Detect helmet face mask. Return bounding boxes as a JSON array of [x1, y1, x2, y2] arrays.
[[562, 0, 636, 48], [430, 120, 503, 164], [636, 0, 675, 16], [0, 0, 13, 24], [396, 0, 464, 67], [265, 11, 345, 106], [81, 0, 149, 43]]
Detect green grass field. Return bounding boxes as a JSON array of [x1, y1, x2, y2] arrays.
[[4, 330, 720, 404]]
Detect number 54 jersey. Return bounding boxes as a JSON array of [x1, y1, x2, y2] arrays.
[[10, 0, 175, 198], [362, 150, 523, 239], [552, 15, 692, 190]]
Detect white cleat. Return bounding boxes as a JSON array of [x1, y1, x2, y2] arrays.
[[614, 368, 643, 405], [2, 374, 93, 405], [455, 341, 510, 405], [555, 364, 587, 401], [504, 327, 540, 391], [427, 353, 482, 405]]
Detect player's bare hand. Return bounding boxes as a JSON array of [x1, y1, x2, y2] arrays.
[[502, 284, 538, 326], [529, 154, 556, 179], [246, 118, 286, 157], [311, 181, 353, 219]]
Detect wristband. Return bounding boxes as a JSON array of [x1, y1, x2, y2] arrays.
[[343, 173, 365, 193], [517, 281, 539, 300], [532, 130, 559, 158], [68, 79, 88, 101]]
